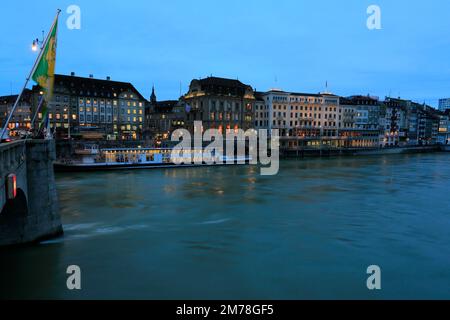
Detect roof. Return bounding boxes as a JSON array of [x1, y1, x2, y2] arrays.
[[188, 76, 253, 97], [262, 89, 336, 98], [290, 92, 327, 98], [51, 74, 147, 101], [0, 89, 32, 105], [197, 76, 251, 89], [346, 95, 380, 105], [254, 91, 266, 101]]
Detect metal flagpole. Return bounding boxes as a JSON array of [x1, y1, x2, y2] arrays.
[[26, 95, 45, 139], [1, 9, 61, 141]]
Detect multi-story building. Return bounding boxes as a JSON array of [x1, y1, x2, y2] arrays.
[[31, 73, 147, 140], [182, 76, 255, 134], [418, 105, 440, 145], [382, 98, 408, 147], [383, 98, 441, 145], [261, 90, 342, 135], [438, 98, 450, 112], [258, 89, 343, 149], [438, 111, 450, 145], [0, 89, 33, 135], [144, 86, 185, 142], [254, 91, 269, 130], [339, 95, 381, 148]]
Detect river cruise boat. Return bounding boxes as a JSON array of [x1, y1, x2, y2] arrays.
[[54, 146, 251, 172]]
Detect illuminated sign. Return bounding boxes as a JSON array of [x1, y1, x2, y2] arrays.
[[6, 174, 17, 200]]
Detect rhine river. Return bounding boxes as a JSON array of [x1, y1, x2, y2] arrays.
[[1, 153, 450, 299]]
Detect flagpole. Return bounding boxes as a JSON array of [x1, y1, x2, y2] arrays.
[[1, 9, 61, 141], [27, 95, 45, 138]]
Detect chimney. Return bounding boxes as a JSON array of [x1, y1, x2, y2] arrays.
[[106, 76, 111, 81], [70, 72, 75, 76], [89, 74, 94, 79]]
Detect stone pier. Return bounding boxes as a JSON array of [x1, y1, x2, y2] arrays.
[[0, 140, 62, 246]]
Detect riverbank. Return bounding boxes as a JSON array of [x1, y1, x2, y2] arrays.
[[281, 145, 443, 158]]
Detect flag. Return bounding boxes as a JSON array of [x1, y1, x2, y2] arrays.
[[32, 12, 59, 129]]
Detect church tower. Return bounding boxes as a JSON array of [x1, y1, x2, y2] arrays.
[[150, 85, 157, 106]]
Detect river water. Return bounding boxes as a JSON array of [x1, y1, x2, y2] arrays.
[[1, 153, 450, 299]]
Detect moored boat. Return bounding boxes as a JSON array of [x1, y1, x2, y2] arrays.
[[54, 147, 252, 172]]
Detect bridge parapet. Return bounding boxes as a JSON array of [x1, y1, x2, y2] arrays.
[[0, 139, 62, 246]]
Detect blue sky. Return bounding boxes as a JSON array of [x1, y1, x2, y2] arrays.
[[1, 0, 449, 106]]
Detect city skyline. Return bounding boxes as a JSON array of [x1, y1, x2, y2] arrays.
[[1, 0, 450, 106]]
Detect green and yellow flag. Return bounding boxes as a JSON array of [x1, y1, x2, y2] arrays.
[[32, 13, 59, 128]]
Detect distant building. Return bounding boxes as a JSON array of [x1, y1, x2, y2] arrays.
[[438, 111, 450, 145], [31, 73, 147, 140], [267, 90, 341, 134], [438, 98, 450, 112], [182, 76, 256, 134], [256, 89, 344, 150], [339, 95, 381, 148], [144, 86, 185, 142], [254, 91, 269, 130], [383, 98, 409, 147], [0, 89, 33, 134], [384, 98, 441, 145]]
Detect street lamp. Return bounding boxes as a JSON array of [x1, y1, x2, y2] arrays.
[[31, 31, 45, 52]]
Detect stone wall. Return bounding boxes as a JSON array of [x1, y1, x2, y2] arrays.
[[0, 140, 62, 246]]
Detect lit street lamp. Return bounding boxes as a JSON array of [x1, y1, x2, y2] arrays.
[[31, 31, 45, 52]]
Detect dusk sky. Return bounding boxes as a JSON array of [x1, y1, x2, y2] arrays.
[[1, 0, 450, 106]]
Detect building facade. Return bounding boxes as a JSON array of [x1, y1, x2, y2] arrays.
[[438, 98, 450, 112], [144, 86, 185, 143], [31, 73, 147, 140], [438, 111, 450, 145], [256, 89, 344, 149], [182, 77, 255, 135], [0, 89, 33, 135], [254, 92, 269, 130], [339, 96, 380, 148]]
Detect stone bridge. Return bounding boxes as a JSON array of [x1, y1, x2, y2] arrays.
[[0, 140, 62, 246]]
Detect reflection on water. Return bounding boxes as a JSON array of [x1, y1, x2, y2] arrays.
[[1, 153, 450, 299]]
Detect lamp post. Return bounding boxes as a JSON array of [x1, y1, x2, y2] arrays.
[[31, 31, 45, 52]]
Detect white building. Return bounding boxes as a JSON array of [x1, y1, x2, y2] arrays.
[[258, 89, 342, 137]]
